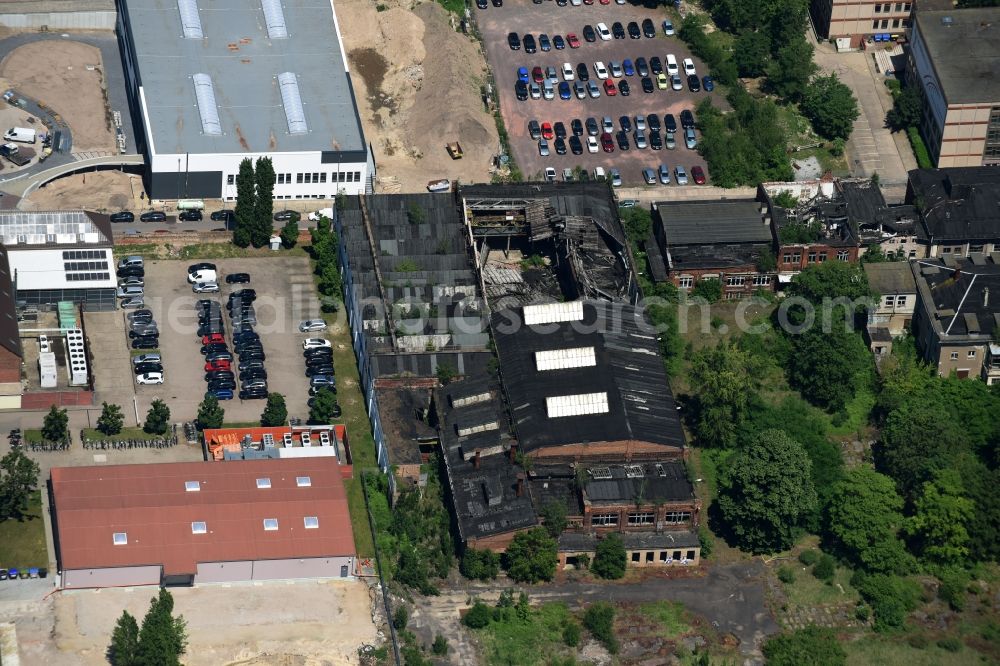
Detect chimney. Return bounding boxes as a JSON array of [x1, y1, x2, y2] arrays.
[[985, 287, 990, 308], [516, 473, 525, 497], [509, 443, 518, 463], [473, 449, 481, 469]]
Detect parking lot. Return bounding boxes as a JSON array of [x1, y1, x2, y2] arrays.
[[86, 257, 327, 424], [476, 0, 715, 185]]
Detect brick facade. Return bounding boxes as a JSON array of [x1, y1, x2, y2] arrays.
[[778, 244, 859, 272]]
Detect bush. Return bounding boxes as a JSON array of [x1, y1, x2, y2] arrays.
[[907, 633, 928, 649], [460, 548, 500, 581], [855, 604, 870, 622], [907, 127, 933, 169], [813, 555, 836, 582], [798, 549, 820, 566], [936, 637, 962, 653], [591, 534, 626, 580], [778, 566, 796, 584], [431, 634, 448, 656], [504, 528, 557, 583], [853, 573, 921, 632], [562, 621, 581, 647], [463, 601, 492, 629], [691, 278, 722, 304], [938, 569, 970, 611], [698, 526, 714, 559], [762, 626, 846, 666], [583, 603, 618, 654], [393, 606, 408, 630]]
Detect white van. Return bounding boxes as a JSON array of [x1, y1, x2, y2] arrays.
[[3, 127, 36, 144], [665, 54, 679, 76], [594, 166, 607, 181]]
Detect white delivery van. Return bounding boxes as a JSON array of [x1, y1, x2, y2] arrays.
[[3, 127, 36, 143]]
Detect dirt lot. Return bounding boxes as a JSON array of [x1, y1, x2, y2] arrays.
[[1, 579, 378, 665], [23, 170, 145, 212], [476, 0, 715, 185], [0, 40, 115, 154], [336, 0, 499, 191]]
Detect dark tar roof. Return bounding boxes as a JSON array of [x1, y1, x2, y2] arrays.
[[913, 9, 1000, 105], [864, 262, 918, 295], [374, 387, 436, 466], [655, 200, 771, 245], [908, 167, 1000, 242], [584, 461, 693, 504], [841, 180, 888, 226], [913, 255, 1000, 337], [493, 301, 686, 453], [559, 530, 701, 552]]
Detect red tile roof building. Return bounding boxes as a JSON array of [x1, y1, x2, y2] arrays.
[[52, 458, 356, 588]]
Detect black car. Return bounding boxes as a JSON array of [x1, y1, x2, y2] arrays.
[[642, 18, 655, 38], [686, 74, 701, 92], [616, 131, 630, 151], [129, 327, 159, 339], [650, 56, 663, 75], [476, 0, 486, 7], [618, 79, 630, 96], [648, 114, 662, 133], [239, 360, 266, 372], [189, 262, 216, 274], [229, 289, 256, 301], [239, 389, 269, 400], [128, 309, 154, 323], [131, 336, 159, 349], [627, 21, 641, 39], [620, 115, 633, 133], [205, 351, 233, 363], [582, 25, 596, 42], [305, 356, 334, 368], [205, 370, 235, 381], [134, 362, 163, 375], [507, 31, 520, 50], [576, 63, 589, 81], [117, 266, 144, 278], [491, 0, 502, 6], [140, 211, 166, 222], [554, 122, 566, 140], [197, 326, 224, 338], [233, 331, 259, 342], [201, 343, 229, 355], [110, 211, 135, 223], [196, 298, 218, 309], [571, 119, 583, 136], [612, 22, 626, 39], [680, 109, 695, 129], [238, 349, 266, 361], [585, 117, 599, 136], [523, 34, 536, 53], [207, 379, 237, 391], [569, 135, 583, 155], [650, 130, 663, 150], [273, 210, 300, 222], [304, 346, 333, 357], [664, 113, 678, 133], [515, 81, 528, 101], [240, 370, 268, 382], [198, 313, 223, 324], [129, 318, 156, 330], [641, 77, 654, 93], [178, 209, 203, 222], [636, 57, 649, 77], [306, 365, 335, 377], [554, 137, 567, 155], [235, 342, 262, 355], [210, 209, 234, 221], [225, 273, 250, 284]]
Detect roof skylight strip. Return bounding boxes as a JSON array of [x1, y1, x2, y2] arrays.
[[277, 72, 308, 134], [177, 0, 203, 39], [261, 0, 288, 39], [192, 73, 223, 136]]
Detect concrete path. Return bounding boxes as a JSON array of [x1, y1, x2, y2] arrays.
[[617, 185, 758, 204]]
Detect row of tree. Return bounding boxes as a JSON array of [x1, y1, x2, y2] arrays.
[[232, 157, 284, 248], [109, 589, 187, 666], [42, 401, 172, 442]]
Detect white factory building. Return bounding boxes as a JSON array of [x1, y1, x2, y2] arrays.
[[0, 211, 116, 311], [117, 0, 373, 201]]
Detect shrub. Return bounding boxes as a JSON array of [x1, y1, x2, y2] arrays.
[[813, 555, 836, 582], [778, 566, 796, 584], [431, 634, 448, 656], [463, 601, 492, 629], [392, 606, 408, 630], [762, 626, 846, 666], [591, 534, 626, 580], [907, 633, 928, 649], [460, 548, 500, 581], [907, 127, 933, 169], [936, 637, 962, 653], [583, 602, 618, 654], [698, 526, 714, 559], [937, 569, 970, 611], [798, 549, 820, 566], [691, 277, 722, 304], [855, 604, 870, 622], [562, 621, 581, 647], [852, 573, 921, 632]]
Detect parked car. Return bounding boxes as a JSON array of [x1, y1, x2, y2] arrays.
[[210, 209, 234, 222], [119, 276, 144, 288], [596, 22, 611, 40], [192, 281, 219, 293], [273, 210, 300, 222], [662, 19, 675, 35], [299, 319, 328, 332], [523, 34, 537, 53], [674, 165, 689, 185], [507, 32, 521, 50], [188, 269, 217, 283], [201, 343, 229, 355], [627, 21, 641, 39], [208, 388, 234, 400], [110, 211, 135, 223], [139, 211, 166, 222], [225, 273, 250, 284], [121, 297, 145, 310], [205, 351, 234, 363], [612, 21, 626, 39], [239, 389, 268, 400], [680, 109, 695, 129], [702, 76, 714, 91], [687, 74, 701, 92], [128, 309, 154, 323], [207, 379, 237, 391], [658, 164, 671, 184], [642, 18, 655, 38], [117, 286, 143, 299], [132, 353, 161, 365], [642, 168, 657, 185], [691, 165, 707, 184], [205, 360, 231, 372], [684, 127, 697, 149], [310, 375, 336, 388], [178, 209, 203, 222], [134, 362, 163, 375], [682, 57, 697, 76], [136, 372, 164, 385]]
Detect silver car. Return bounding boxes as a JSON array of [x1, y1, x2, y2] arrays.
[[658, 164, 671, 184], [120, 296, 145, 309], [684, 127, 697, 149], [587, 80, 600, 98], [674, 165, 689, 185], [538, 139, 550, 156], [642, 168, 657, 185], [192, 281, 219, 293], [573, 81, 587, 99], [299, 319, 328, 332], [132, 353, 162, 365], [634, 130, 648, 149]]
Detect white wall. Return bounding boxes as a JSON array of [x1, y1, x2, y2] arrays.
[[251, 557, 353, 580], [0, 11, 116, 30], [196, 560, 253, 583], [7, 247, 115, 290], [62, 565, 162, 589]]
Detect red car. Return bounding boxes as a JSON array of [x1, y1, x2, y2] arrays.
[[205, 360, 231, 372], [202, 333, 225, 345], [691, 165, 706, 184], [531, 66, 544, 83], [599, 0, 610, 4], [566, 33, 580, 48], [600, 132, 615, 153], [603, 79, 617, 96], [541, 122, 554, 140]]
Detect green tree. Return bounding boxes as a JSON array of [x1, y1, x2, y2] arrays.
[[690, 342, 762, 448], [787, 326, 870, 412], [583, 602, 618, 654], [762, 626, 846, 666], [460, 548, 500, 580], [852, 572, 920, 632], [143, 399, 171, 435], [0, 449, 40, 521], [252, 156, 276, 248], [540, 500, 567, 538], [591, 533, 626, 580], [801, 74, 859, 141], [733, 29, 771, 78], [562, 621, 581, 647], [431, 634, 448, 656], [788, 261, 873, 305], [260, 393, 288, 427], [279, 218, 298, 249], [109, 610, 139, 666], [196, 395, 225, 430], [825, 467, 912, 574], [135, 589, 187, 666], [41, 405, 69, 442], [233, 157, 255, 247], [718, 429, 818, 553], [886, 85, 923, 131], [766, 38, 817, 101], [876, 401, 961, 501], [435, 361, 457, 386], [618, 206, 653, 246], [691, 278, 722, 304], [96, 401, 124, 436], [406, 203, 427, 225], [504, 528, 557, 583], [307, 387, 340, 425], [905, 469, 974, 567], [463, 600, 492, 628]]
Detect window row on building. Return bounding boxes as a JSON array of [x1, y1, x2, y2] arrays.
[[591, 511, 692, 527], [227, 171, 362, 187], [873, 2, 911, 13]]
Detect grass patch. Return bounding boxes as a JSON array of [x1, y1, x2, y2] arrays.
[[436, 0, 466, 15], [693, 447, 733, 502], [780, 555, 860, 609], [220, 421, 261, 429], [845, 634, 982, 666], [826, 381, 876, 437], [114, 243, 160, 257], [478, 602, 576, 666], [639, 601, 692, 639], [0, 491, 48, 567], [776, 105, 849, 176], [115, 243, 307, 260], [345, 476, 375, 559], [82, 426, 157, 442]]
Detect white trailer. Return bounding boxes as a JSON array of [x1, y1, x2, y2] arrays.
[[39, 352, 57, 388], [3, 127, 36, 143]]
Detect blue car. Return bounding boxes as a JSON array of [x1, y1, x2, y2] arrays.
[[206, 388, 234, 400], [702, 75, 715, 91], [622, 59, 635, 77], [538, 33, 551, 51], [558, 81, 571, 100], [553, 34, 565, 50], [517, 66, 529, 83]]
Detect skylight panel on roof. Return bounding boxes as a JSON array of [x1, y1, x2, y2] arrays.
[[535, 346, 597, 371], [277, 72, 308, 135], [261, 0, 288, 39], [523, 301, 584, 326], [192, 73, 222, 136], [177, 0, 203, 39], [546, 392, 609, 418]]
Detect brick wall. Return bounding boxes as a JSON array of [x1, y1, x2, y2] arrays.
[[778, 244, 859, 271], [0, 346, 20, 384], [527, 440, 686, 463], [669, 264, 775, 297]]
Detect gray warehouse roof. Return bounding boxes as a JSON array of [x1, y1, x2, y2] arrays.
[[123, 0, 366, 155], [655, 200, 772, 245], [913, 9, 1000, 105]]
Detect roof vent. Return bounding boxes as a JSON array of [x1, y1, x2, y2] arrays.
[[261, 0, 288, 39], [942, 15, 953, 25], [192, 73, 223, 136], [277, 72, 308, 134], [177, 0, 203, 38]]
